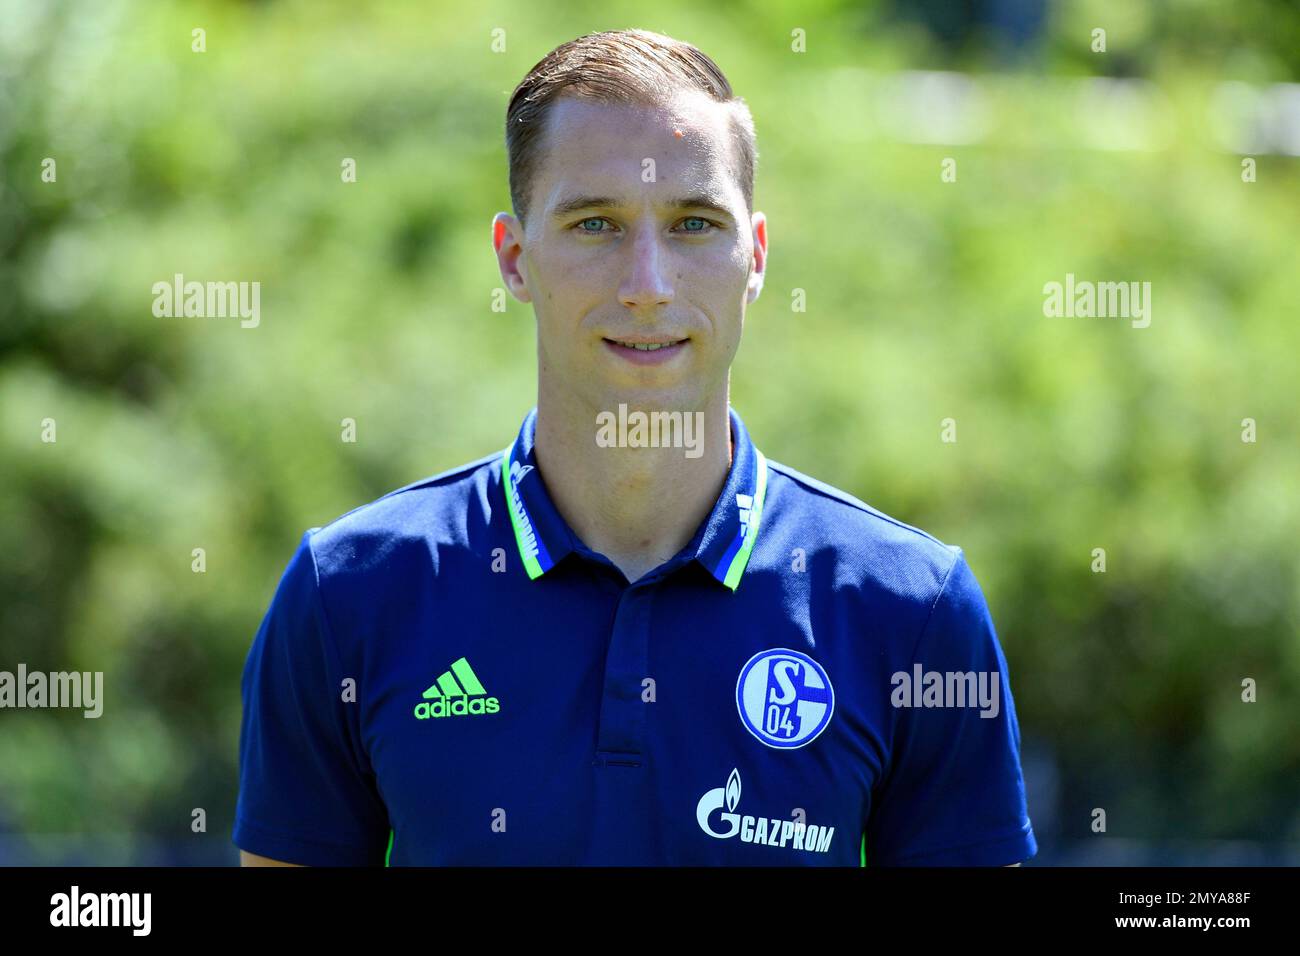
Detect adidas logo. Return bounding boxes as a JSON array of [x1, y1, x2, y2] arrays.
[[736, 492, 756, 530], [506, 459, 541, 564], [413, 657, 500, 719]]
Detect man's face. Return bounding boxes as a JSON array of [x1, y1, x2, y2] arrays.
[[493, 91, 767, 414]]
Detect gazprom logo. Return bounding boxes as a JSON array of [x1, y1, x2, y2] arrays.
[[695, 768, 835, 853], [508, 460, 540, 562], [736, 648, 835, 749]]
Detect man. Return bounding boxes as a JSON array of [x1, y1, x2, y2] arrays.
[[235, 28, 1036, 867]]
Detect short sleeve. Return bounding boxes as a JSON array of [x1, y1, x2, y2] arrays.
[[233, 530, 390, 865], [865, 549, 1037, 866]]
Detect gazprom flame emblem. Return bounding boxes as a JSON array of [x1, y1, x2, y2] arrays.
[[736, 648, 835, 749], [696, 768, 743, 839], [725, 768, 741, 811]]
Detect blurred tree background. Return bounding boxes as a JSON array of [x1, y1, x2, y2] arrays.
[[0, 0, 1296, 863]]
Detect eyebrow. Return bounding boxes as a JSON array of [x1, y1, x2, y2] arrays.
[[549, 194, 734, 221]]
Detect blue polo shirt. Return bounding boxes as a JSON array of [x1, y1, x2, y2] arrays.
[[234, 405, 1037, 866]]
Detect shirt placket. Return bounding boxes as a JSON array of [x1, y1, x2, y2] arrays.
[[588, 582, 655, 861]]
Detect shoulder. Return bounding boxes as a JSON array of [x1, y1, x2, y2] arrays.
[[303, 450, 501, 579], [760, 457, 970, 613]]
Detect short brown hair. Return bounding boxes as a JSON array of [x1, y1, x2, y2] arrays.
[[505, 29, 757, 229]]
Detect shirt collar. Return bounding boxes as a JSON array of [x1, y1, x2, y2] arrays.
[[500, 405, 768, 591]]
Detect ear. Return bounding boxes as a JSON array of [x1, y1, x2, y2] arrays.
[[492, 212, 532, 303], [745, 211, 767, 305]]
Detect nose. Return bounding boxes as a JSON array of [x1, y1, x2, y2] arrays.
[[618, 225, 674, 311]]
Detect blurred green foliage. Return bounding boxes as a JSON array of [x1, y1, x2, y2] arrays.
[[0, 0, 1297, 862]]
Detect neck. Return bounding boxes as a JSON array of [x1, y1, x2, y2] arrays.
[[533, 383, 733, 584]]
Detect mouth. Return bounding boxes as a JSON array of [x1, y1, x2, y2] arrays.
[[604, 336, 689, 351], [602, 335, 690, 364]]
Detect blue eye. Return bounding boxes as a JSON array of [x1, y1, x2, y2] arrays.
[[571, 216, 716, 235]]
